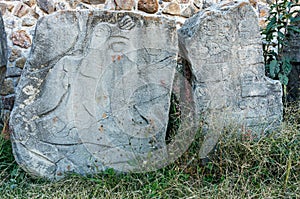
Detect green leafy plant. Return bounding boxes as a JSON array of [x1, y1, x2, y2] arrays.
[[262, 0, 300, 87]]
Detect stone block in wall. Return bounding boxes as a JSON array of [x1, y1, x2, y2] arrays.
[[22, 0, 37, 7], [115, 0, 135, 10], [12, 2, 30, 18], [0, 78, 15, 96], [138, 0, 159, 14], [162, 1, 181, 16], [178, 1, 283, 159], [10, 10, 179, 179], [11, 30, 32, 49], [0, 3, 7, 15], [36, 0, 55, 14]]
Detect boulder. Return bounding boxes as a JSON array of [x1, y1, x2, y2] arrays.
[[178, 1, 283, 159], [10, 10, 180, 179]]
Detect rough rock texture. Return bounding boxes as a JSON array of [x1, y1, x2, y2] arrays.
[[115, 0, 135, 10], [0, 11, 7, 89], [36, 0, 55, 14], [11, 30, 32, 49], [178, 1, 283, 158], [10, 10, 178, 179], [162, 1, 181, 16], [12, 2, 30, 17], [138, 0, 159, 14]]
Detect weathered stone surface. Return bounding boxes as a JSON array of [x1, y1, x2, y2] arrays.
[[16, 57, 27, 69], [11, 30, 32, 49], [178, 1, 283, 159], [12, 2, 30, 18], [181, 4, 199, 18], [138, 0, 159, 14], [5, 66, 23, 78], [10, 11, 178, 179], [22, 0, 37, 7], [0, 78, 15, 95], [2, 94, 15, 110], [9, 48, 22, 62], [162, 1, 181, 16], [115, 0, 135, 10], [22, 17, 36, 26], [37, 0, 55, 14], [0, 3, 7, 15], [0, 11, 7, 87]]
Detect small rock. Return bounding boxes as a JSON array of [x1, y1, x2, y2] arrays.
[[115, 0, 135, 10], [0, 3, 7, 15], [11, 30, 32, 49], [12, 2, 30, 18], [1, 94, 15, 111], [22, 17, 36, 26], [16, 57, 27, 69], [138, 0, 159, 14], [0, 78, 15, 95], [193, 0, 203, 9], [162, 2, 181, 16], [5, 67, 23, 78], [37, 0, 55, 14], [55, 2, 68, 10], [9, 48, 22, 62], [181, 3, 199, 18], [104, 0, 116, 10], [22, 0, 36, 7]]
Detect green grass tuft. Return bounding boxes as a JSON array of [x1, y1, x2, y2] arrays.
[[0, 104, 299, 198]]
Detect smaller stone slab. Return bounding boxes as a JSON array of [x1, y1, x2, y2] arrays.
[[178, 0, 283, 159]]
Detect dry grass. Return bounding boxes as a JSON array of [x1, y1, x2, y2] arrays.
[[0, 104, 299, 199]]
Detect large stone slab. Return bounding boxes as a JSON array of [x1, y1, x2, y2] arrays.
[[0, 11, 7, 87], [178, 0, 283, 158], [10, 11, 179, 179]]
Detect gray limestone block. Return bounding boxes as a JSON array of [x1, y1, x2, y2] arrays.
[[178, 0, 283, 159], [10, 10, 180, 179]]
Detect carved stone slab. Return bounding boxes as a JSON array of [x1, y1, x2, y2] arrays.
[[10, 11, 178, 179], [178, 1, 283, 158]]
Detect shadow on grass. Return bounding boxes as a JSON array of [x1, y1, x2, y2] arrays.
[[0, 104, 299, 198]]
